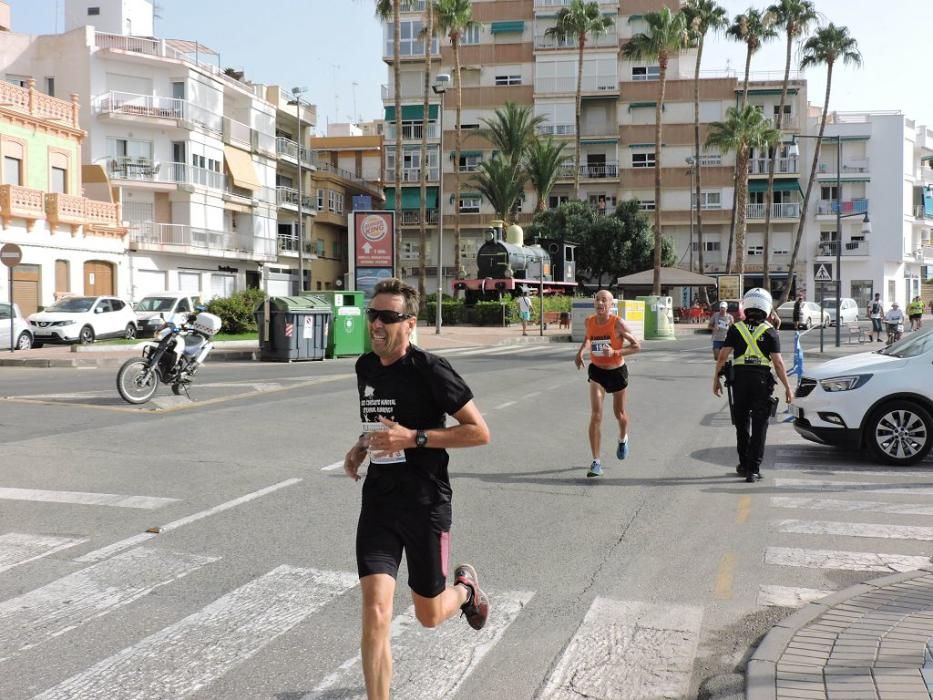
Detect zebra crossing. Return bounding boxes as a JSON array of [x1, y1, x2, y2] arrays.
[[756, 440, 933, 609]]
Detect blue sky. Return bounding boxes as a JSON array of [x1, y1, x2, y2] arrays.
[[6, 0, 932, 131]]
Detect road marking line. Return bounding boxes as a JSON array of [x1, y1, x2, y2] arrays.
[[714, 553, 735, 600], [774, 519, 933, 542], [33, 567, 358, 700], [0, 533, 87, 574], [757, 584, 834, 608], [771, 495, 933, 516], [321, 461, 344, 472], [774, 478, 933, 495], [774, 463, 931, 477], [540, 598, 704, 700], [0, 548, 217, 664], [76, 478, 303, 563], [0, 487, 178, 510], [308, 590, 534, 699], [736, 495, 752, 524], [494, 401, 517, 410], [765, 546, 930, 572], [522, 392, 541, 400]]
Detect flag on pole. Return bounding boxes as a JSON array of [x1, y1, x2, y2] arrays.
[[788, 331, 804, 378]]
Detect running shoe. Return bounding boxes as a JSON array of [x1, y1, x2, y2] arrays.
[[616, 438, 629, 460], [454, 563, 489, 630], [587, 461, 603, 478]]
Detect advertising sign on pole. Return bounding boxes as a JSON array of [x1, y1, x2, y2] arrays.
[[349, 211, 396, 298], [718, 274, 742, 301]]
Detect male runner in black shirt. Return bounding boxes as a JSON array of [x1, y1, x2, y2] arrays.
[[343, 278, 491, 700]]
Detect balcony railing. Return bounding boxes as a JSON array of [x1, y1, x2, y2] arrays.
[[107, 159, 225, 190], [93, 91, 222, 134], [747, 157, 799, 175], [222, 118, 252, 149], [815, 240, 871, 257], [913, 204, 933, 219], [401, 209, 439, 225], [816, 198, 869, 216], [130, 222, 272, 258], [558, 162, 619, 178], [275, 137, 316, 167], [276, 186, 316, 211], [312, 160, 383, 197], [817, 159, 871, 175], [1, 185, 122, 231], [0, 184, 45, 228], [537, 123, 575, 136], [535, 76, 618, 94], [746, 202, 800, 219], [393, 167, 439, 182], [385, 123, 440, 141], [277, 234, 300, 253], [0, 78, 80, 127], [534, 32, 617, 50]]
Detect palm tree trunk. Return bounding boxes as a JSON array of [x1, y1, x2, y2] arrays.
[[393, 0, 402, 276], [653, 59, 667, 295], [735, 148, 750, 276], [418, 4, 431, 301], [763, 32, 793, 293], [453, 39, 463, 278], [725, 47, 754, 274], [783, 62, 834, 307], [693, 35, 706, 303], [574, 36, 584, 200]]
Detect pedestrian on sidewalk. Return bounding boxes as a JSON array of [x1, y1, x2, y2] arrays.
[[342, 278, 491, 700], [792, 293, 803, 329], [517, 287, 534, 336], [707, 301, 734, 360], [868, 292, 883, 342], [713, 288, 793, 483], [574, 289, 641, 478], [908, 296, 924, 331]]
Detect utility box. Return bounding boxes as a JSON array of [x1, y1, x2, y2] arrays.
[[256, 295, 331, 362], [636, 295, 675, 339], [315, 291, 367, 358]]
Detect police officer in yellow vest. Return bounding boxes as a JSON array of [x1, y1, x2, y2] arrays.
[[713, 288, 794, 482]]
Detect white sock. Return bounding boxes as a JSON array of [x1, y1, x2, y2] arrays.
[[620, 435, 628, 443]]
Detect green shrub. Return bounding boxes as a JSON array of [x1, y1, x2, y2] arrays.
[[208, 288, 267, 334], [421, 300, 464, 325]]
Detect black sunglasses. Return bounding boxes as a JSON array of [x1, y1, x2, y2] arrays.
[[366, 308, 413, 324]]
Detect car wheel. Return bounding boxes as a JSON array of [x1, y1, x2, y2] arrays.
[[865, 401, 933, 466], [124, 323, 137, 340], [79, 325, 95, 344], [15, 332, 32, 350], [804, 317, 813, 330]]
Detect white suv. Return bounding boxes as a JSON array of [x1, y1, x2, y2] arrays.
[[134, 292, 201, 336], [28, 296, 138, 346], [792, 327, 933, 465], [0, 302, 32, 350]]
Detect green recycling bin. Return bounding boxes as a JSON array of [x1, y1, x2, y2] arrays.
[[315, 291, 368, 358], [256, 295, 331, 362], [636, 295, 676, 339]]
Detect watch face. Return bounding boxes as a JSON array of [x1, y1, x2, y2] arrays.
[[416, 431, 427, 447]]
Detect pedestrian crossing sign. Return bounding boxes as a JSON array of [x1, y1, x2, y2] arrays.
[[814, 264, 833, 282]]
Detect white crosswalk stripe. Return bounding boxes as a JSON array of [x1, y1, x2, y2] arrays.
[[540, 598, 704, 700], [773, 518, 933, 541], [0, 532, 87, 574], [34, 566, 357, 700], [308, 590, 534, 699], [757, 585, 833, 608], [771, 495, 933, 515], [773, 477, 933, 496], [765, 546, 930, 573], [0, 486, 178, 510]]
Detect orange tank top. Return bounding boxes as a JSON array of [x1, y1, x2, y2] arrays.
[[586, 313, 624, 369]]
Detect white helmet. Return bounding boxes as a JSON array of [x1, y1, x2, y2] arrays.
[[743, 287, 773, 316], [191, 312, 222, 337]]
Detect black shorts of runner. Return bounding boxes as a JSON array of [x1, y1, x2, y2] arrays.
[[910, 314, 921, 321], [356, 502, 452, 598], [587, 363, 629, 393]]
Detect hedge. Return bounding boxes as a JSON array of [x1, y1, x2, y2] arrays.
[[207, 288, 267, 334]]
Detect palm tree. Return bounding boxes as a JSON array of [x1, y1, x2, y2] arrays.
[[706, 106, 781, 276], [526, 137, 568, 213], [544, 0, 614, 201], [782, 24, 862, 306], [622, 6, 690, 294], [762, 0, 818, 291], [472, 155, 527, 223], [376, 0, 403, 274], [724, 8, 778, 272], [683, 0, 727, 292], [417, 1, 437, 300], [481, 102, 544, 172], [435, 0, 477, 278]]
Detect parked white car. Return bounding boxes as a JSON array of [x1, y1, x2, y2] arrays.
[[792, 326, 933, 465], [0, 302, 32, 350], [134, 292, 201, 336], [776, 300, 830, 330], [28, 296, 138, 346], [823, 297, 859, 326]]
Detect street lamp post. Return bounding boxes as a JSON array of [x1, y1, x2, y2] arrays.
[[288, 87, 309, 293], [789, 134, 872, 348], [686, 157, 696, 305], [432, 75, 449, 335]]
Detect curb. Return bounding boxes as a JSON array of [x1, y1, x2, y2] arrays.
[[745, 568, 933, 699], [0, 350, 260, 369]]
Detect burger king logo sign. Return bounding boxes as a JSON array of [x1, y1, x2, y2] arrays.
[[360, 214, 388, 242]]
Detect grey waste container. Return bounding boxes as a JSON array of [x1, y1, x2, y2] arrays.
[[256, 295, 331, 362]]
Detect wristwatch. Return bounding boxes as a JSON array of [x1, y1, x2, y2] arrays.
[[415, 430, 428, 448]]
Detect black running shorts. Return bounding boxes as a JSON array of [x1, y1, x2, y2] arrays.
[[587, 363, 629, 393], [356, 502, 452, 598]]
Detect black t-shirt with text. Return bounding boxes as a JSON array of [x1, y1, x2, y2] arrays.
[[723, 321, 781, 373], [356, 345, 473, 506]]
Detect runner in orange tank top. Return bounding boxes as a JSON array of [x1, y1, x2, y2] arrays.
[[574, 290, 641, 477]]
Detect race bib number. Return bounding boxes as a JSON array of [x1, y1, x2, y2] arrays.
[[591, 340, 611, 356], [717, 319, 729, 329], [361, 422, 406, 464]]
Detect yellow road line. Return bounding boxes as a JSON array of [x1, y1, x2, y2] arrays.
[[736, 495, 752, 524], [714, 552, 735, 600]]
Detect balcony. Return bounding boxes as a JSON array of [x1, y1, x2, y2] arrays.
[[534, 32, 618, 50], [748, 157, 799, 175], [535, 75, 618, 94], [558, 162, 619, 179], [107, 159, 225, 190], [313, 160, 384, 198], [277, 233, 301, 253], [817, 159, 871, 175], [537, 123, 575, 137], [385, 123, 440, 141], [93, 91, 223, 134], [0, 184, 45, 230], [222, 118, 252, 149], [45, 194, 124, 235], [815, 240, 871, 257], [746, 202, 800, 219], [275, 137, 316, 168], [391, 167, 439, 182], [130, 222, 273, 260], [276, 186, 316, 212], [0, 79, 80, 128], [816, 198, 869, 216], [400, 209, 439, 225], [914, 204, 933, 220]]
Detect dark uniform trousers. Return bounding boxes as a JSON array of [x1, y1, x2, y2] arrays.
[[732, 368, 774, 474]]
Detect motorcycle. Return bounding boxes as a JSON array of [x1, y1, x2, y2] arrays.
[[116, 310, 222, 405], [885, 321, 903, 346]]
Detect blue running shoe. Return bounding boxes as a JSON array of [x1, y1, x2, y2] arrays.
[[617, 438, 629, 460], [586, 461, 603, 478]]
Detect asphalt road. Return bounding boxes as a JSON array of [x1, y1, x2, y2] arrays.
[[0, 334, 929, 699]]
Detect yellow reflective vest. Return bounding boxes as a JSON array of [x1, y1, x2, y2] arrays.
[[733, 322, 773, 368]]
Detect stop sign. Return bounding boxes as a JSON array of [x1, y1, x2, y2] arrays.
[[0, 243, 22, 268]]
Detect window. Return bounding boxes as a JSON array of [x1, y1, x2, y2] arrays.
[[386, 20, 439, 57], [51, 166, 67, 194], [462, 24, 481, 45], [88, 7, 100, 15], [317, 189, 325, 209], [459, 196, 481, 213], [637, 199, 655, 211], [692, 191, 722, 210], [747, 245, 764, 256], [45, 77, 55, 97], [820, 185, 838, 201], [699, 154, 721, 166], [691, 240, 722, 252], [316, 239, 325, 256], [495, 75, 522, 86], [631, 66, 660, 81], [332, 240, 341, 258], [632, 152, 655, 168], [4, 156, 22, 186], [459, 153, 482, 172], [5, 75, 29, 88], [588, 194, 616, 210], [401, 240, 420, 260], [548, 194, 570, 209], [211, 274, 235, 298]]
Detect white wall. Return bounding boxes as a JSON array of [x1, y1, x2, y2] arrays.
[[65, 0, 154, 37]]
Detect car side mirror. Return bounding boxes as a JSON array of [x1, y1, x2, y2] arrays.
[[95, 307, 103, 313], [195, 305, 207, 312]]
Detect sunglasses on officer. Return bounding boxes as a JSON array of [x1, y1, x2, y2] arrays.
[[365, 308, 414, 324]]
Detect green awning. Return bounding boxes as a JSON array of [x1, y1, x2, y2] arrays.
[[628, 143, 657, 149], [748, 179, 802, 193], [581, 139, 618, 145], [384, 104, 440, 121], [459, 191, 481, 199], [839, 135, 870, 141], [490, 21, 524, 34], [629, 101, 657, 109], [628, 14, 644, 21], [451, 150, 483, 159], [384, 186, 438, 210], [835, 177, 871, 183], [740, 88, 799, 96]]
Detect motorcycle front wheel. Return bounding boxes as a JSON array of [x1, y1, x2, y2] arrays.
[[117, 358, 160, 404]]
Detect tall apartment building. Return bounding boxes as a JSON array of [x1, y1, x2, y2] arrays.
[[381, 0, 812, 300]]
